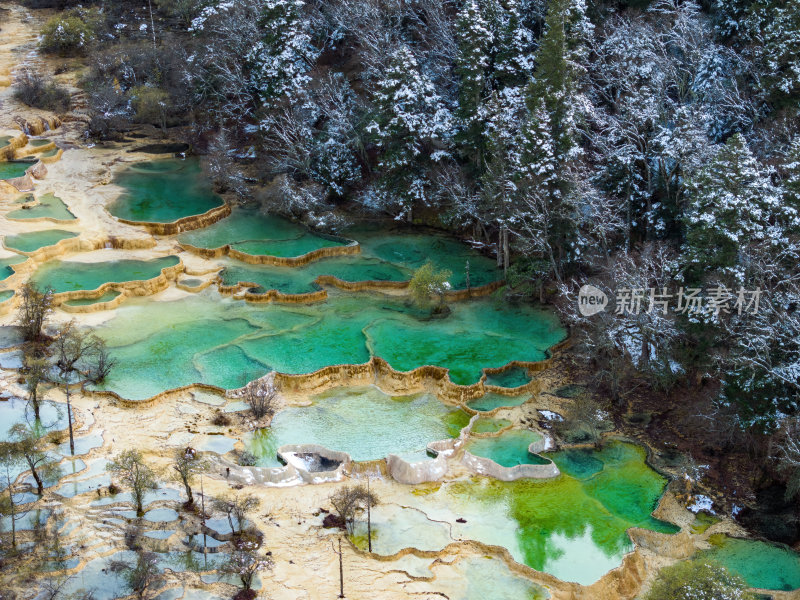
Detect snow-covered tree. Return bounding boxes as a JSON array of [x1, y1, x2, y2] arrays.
[[491, 0, 536, 88], [781, 137, 800, 232], [682, 134, 781, 285], [525, 0, 580, 165], [190, 0, 318, 127], [511, 0, 589, 277], [753, 0, 800, 108], [367, 45, 452, 220], [454, 0, 493, 166], [249, 0, 318, 109]]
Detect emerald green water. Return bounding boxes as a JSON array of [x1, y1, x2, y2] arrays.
[[29, 139, 51, 147], [0, 290, 14, 303], [7, 193, 76, 221], [63, 290, 122, 306], [485, 366, 531, 388], [348, 226, 501, 289], [191, 213, 501, 290], [0, 254, 26, 279], [0, 161, 32, 180], [701, 534, 800, 590], [0, 136, 11, 147], [466, 430, 548, 467], [468, 392, 529, 412], [471, 416, 512, 433], [178, 209, 345, 257], [4, 229, 77, 252], [32, 256, 179, 293], [40, 148, 59, 158], [107, 158, 224, 223], [92, 290, 565, 399], [218, 256, 410, 294], [366, 441, 676, 585], [246, 386, 470, 466]]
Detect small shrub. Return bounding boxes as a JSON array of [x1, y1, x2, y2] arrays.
[[40, 8, 103, 56], [130, 85, 169, 132], [409, 261, 451, 313], [47, 429, 66, 445], [13, 71, 71, 112], [642, 558, 757, 600], [238, 451, 257, 467], [211, 412, 231, 427], [108, 483, 121, 496]]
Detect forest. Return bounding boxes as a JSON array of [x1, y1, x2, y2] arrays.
[[2, 0, 800, 596]]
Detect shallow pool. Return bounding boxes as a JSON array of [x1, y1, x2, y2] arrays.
[[465, 429, 548, 467], [63, 290, 122, 307], [4, 229, 78, 253], [32, 256, 179, 293], [7, 193, 76, 221], [92, 290, 565, 399], [218, 229, 504, 295], [107, 158, 223, 223], [484, 366, 531, 388], [179, 209, 346, 257], [346, 225, 501, 289], [0, 161, 32, 180], [701, 534, 800, 590], [0, 254, 26, 280], [467, 392, 529, 412], [0, 397, 67, 442], [361, 441, 677, 585], [246, 386, 470, 465], [218, 255, 410, 295]]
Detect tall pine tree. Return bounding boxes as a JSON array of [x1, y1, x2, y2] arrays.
[[368, 45, 452, 220], [454, 0, 493, 167], [683, 134, 780, 284]]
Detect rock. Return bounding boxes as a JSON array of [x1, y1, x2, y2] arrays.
[[29, 161, 47, 180]]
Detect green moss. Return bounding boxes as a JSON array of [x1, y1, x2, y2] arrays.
[[471, 417, 512, 434], [690, 512, 719, 534]]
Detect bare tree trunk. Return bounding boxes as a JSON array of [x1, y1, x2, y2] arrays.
[[332, 538, 345, 598], [367, 478, 372, 553], [201, 474, 207, 568], [28, 459, 43, 495], [147, 0, 157, 50], [65, 383, 74, 456], [5, 469, 16, 547], [503, 228, 510, 275], [183, 480, 193, 506]]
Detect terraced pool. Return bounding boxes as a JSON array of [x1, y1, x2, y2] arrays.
[[92, 290, 565, 399], [107, 158, 224, 223], [246, 385, 470, 466], [32, 256, 179, 293]]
